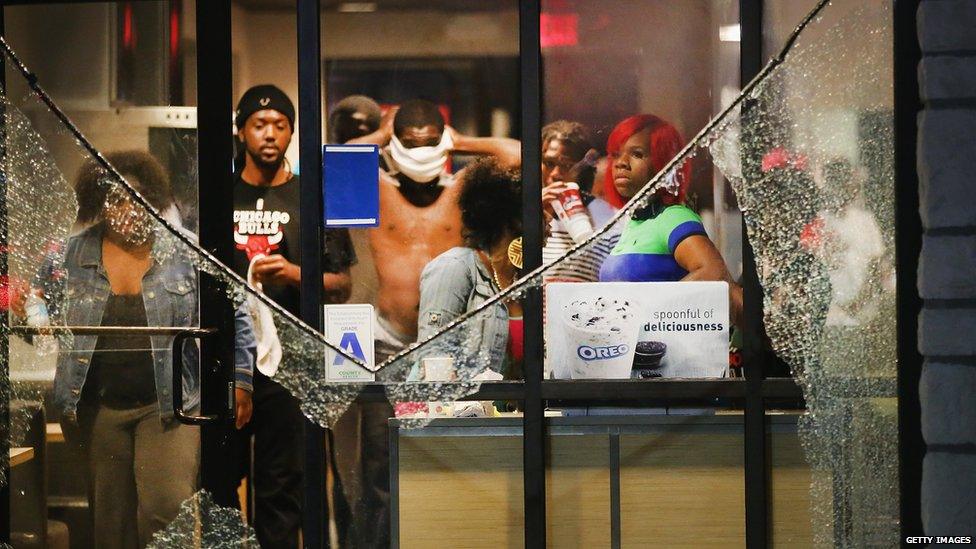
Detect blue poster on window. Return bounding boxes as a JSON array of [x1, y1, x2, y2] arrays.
[[323, 144, 379, 227]]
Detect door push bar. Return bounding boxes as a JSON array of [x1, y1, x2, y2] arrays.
[[10, 325, 214, 336]]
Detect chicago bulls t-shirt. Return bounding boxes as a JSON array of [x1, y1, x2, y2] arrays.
[[233, 173, 357, 315]]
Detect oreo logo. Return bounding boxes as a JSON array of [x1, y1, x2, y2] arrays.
[[577, 344, 629, 361]]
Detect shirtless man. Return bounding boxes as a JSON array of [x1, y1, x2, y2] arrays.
[[333, 99, 519, 548], [354, 99, 521, 362]]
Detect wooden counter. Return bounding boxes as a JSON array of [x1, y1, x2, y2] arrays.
[[46, 422, 64, 443], [10, 447, 35, 468], [391, 414, 817, 548]]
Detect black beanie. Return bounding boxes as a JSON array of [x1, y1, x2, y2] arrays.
[[235, 84, 295, 130]]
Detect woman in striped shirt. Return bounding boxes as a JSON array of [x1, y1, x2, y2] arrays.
[[540, 120, 621, 283]]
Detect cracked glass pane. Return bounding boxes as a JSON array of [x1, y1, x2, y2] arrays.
[[146, 490, 258, 549], [0, 45, 231, 549], [708, 0, 898, 545], [1, 3, 263, 543], [1, 82, 76, 490]]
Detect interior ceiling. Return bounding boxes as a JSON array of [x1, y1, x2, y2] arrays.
[[233, 0, 515, 12]]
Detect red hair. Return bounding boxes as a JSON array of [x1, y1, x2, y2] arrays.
[[602, 114, 691, 209]]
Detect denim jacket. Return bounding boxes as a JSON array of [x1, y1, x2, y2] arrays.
[[414, 247, 509, 378], [46, 225, 256, 422]]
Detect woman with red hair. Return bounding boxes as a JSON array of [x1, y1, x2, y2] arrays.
[[598, 115, 742, 323]]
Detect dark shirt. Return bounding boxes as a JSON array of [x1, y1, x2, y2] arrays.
[[232, 173, 357, 315], [84, 294, 156, 409]]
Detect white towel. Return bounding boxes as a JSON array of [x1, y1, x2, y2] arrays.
[[246, 254, 283, 377]]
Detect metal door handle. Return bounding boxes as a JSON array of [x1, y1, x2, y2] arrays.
[[172, 328, 221, 425], [11, 325, 214, 336]]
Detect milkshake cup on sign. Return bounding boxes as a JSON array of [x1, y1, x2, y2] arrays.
[[550, 182, 594, 244], [562, 298, 641, 379]]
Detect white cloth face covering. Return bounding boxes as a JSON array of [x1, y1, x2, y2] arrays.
[[388, 131, 453, 183]]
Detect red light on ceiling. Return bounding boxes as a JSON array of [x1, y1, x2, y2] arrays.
[[169, 3, 180, 58], [540, 13, 579, 48], [122, 3, 136, 49]]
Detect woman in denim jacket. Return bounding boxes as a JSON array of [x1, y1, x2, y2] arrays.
[[25, 151, 256, 548], [414, 158, 522, 380]]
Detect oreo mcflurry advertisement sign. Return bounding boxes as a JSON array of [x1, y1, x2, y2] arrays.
[[545, 282, 729, 379]]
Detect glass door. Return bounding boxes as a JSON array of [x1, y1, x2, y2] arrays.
[[2, 2, 254, 546]]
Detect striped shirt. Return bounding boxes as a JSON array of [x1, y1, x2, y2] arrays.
[[542, 218, 621, 283]]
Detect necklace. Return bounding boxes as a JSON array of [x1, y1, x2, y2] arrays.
[[492, 264, 509, 292], [480, 250, 513, 294]]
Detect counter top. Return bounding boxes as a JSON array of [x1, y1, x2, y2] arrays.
[[392, 412, 803, 437], [10, 447, 34, 467]]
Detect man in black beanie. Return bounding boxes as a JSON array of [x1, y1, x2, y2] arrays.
[[231, 84, 357, 548]]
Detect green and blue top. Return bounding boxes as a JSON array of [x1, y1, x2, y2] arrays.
[[598, 204, 707, 282]]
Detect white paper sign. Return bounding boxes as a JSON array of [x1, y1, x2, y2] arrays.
[[545, 282, 729, 379], [325, 304, 376, 382]]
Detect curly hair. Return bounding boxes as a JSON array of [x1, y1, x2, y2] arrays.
[[74, 150, 173, 224], [458, 158, 522, 251], [542, 120, 592, 161], [542, 120, 595, 191]]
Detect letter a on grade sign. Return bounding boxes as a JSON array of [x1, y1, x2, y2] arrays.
[[334, 331, 366, 365]]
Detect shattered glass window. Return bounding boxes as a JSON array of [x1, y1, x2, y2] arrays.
[[738, 0, 898, 544], [533, 0, 896, 543], [146, 491, 258, 548]]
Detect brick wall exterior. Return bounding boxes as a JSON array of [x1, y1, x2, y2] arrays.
[[917, 0, 976, 536]]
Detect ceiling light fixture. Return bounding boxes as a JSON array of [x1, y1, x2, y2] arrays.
[[719, 24, 741, 42]]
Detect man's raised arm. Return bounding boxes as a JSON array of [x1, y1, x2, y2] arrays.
[[449, 127, 521, 169]]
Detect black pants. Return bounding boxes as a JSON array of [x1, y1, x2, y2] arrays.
[[239, 371, 304, 549], [330, 401, 393, 548], [329, 336, 401, 548]]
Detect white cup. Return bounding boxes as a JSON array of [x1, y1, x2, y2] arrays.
[[551, 183, 594, 244], [563, 215, 595, 244], [422, 356, 456, 382], [562, 302, 641, 379]]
